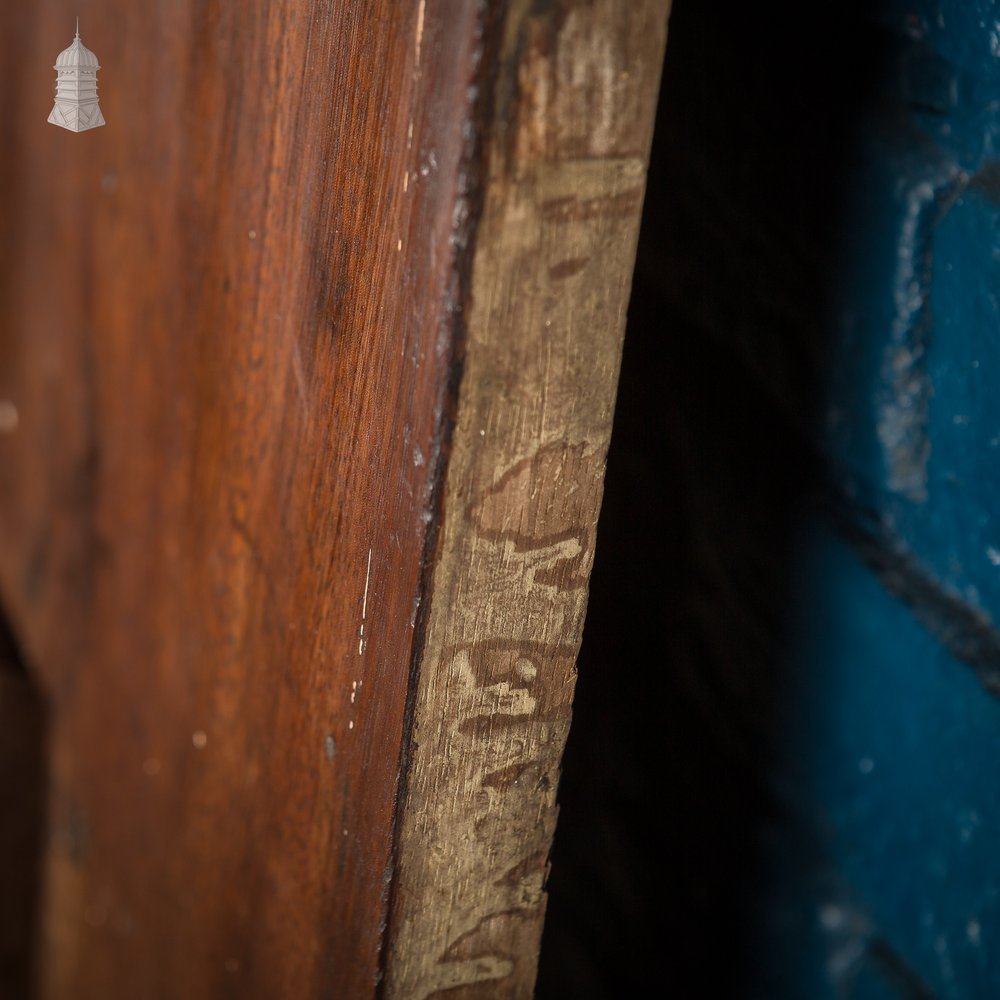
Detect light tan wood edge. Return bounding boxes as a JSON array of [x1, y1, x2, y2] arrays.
[[386, 1, 672, 996]]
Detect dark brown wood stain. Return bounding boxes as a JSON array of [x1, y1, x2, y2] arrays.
[[0, 2, 481, 995]]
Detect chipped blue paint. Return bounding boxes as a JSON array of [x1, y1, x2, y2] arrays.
[[826, 3, 1000, 598], [756, 3, 1000, 997]]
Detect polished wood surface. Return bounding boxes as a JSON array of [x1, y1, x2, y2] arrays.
[[0, 2, 478, 995]]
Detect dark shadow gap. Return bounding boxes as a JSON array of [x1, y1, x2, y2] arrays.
[[0, 7, 48, 992], [538, 2, 893, 996], [0, 611, 48, 1000]]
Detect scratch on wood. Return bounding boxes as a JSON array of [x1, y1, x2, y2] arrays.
[[359, 546, 372, 656], [415, 0, 426, 67]]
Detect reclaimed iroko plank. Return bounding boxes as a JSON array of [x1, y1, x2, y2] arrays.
[[0, 1, 668, 996], [0, 2, 479, 995]]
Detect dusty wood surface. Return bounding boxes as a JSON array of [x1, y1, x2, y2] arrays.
[[385, 2, 672, 996], [0, 2, 482, 996]]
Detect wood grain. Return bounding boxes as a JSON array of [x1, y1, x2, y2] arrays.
[[0, 2, 482, 995], [385, 1, 672, 996], [0, 1, 667, 994]]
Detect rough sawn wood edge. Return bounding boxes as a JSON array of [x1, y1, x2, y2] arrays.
[[385, 1, 673, 996]]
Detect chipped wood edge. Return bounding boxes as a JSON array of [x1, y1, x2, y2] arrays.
[[385, 1, 672, 997]]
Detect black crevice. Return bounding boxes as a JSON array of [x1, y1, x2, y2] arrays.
[[0, 610, 48, 1000]]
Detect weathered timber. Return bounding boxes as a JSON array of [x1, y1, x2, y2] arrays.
[[385, 2, 672, 996]]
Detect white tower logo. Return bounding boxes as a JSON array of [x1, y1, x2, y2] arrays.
[[48, 19, 106, 132]]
